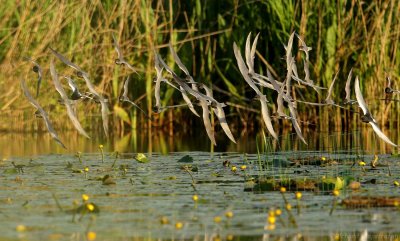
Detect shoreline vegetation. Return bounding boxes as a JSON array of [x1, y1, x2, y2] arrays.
[[1, 0, 399, 146]]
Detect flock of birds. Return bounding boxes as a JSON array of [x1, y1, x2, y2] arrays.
[[21, 31, 399, 149]]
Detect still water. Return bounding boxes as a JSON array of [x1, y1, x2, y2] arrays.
[[1, 123, 400, 240], [0, 123, 398, 158]]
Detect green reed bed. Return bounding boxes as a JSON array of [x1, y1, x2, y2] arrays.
[[0, 0, 399, 135]]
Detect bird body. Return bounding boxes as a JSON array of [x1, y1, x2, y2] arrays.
[[355, 77, 397, 147]]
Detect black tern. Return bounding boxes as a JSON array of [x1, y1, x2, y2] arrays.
[[385, 76, 400, 94], [20, 79, 66, 149], [50, 47, 110, 137], [23, 57, 43, 98], [153, 50, 164, 113], [50, 60, 90, 139], [119, 76, 151, 120], [324, 70, 339, 105], [268, 70, 307, 145], [355, 76, 398, 147], [344, 68, 357, 105], [48, 47, 88, 77], [155, 53, 200, 117], [112, 33, 138, 73], [200, 84, 236, 144], [233, 42, 278, 140]]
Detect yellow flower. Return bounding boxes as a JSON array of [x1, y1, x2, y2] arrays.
[[280, 187, 286, 193], [358, 161, 366, 166], [175, 222, 183, 229], [240, 165, 247, 171], [275, 209, 282, 216], [332, 190, 340, 196], [99, 144, 104, 149], [231, 166, 237, 172], [82, 194, 89, 202], [295, 191, 302, 200], [267, 215, 276, 224], [268, 210, 275, 217], [225, 211, 234, 218], [86, 203, 95, 212], [226, 234, 234, 241], [16, 225, 26, 232], [84, 167, 89, 172], [87, 231, 96, 241], [192, 195, 199, 202], [160, 216, 169, 225], [266, 224, 276, 230], [321, 156, 326, 161], [394, 181, 400, 187], [213, 236, 221, 241], [213, 216, 222, 223], [286, 204, 292, 210]]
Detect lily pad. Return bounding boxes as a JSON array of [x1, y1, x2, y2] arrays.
[[177, 155, 194, 163], [135, 153, 150, 163]]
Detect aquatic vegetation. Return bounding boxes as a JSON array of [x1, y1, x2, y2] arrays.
[[330, 190, 340, 216], [98, 145, 104, 163], [134, 153, 149, 163]]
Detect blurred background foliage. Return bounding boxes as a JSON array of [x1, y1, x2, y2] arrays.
[[0, 0, 399, 137]]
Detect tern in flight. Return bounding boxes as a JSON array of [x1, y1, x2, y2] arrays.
[[49, 47, 110, 137], [112, 33, 139, 73], [20, 79, 66, 149], [23, 56, 43, 98], [50, 60, 90, 139], [343, 68, 357, 105], [233, 42, 278, 140], [200, 84, 237, 144], [355, 76, 397, 147], [119, 76, 151, 120]]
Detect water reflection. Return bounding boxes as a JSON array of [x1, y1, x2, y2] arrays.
[[1, 123, 398, 157]]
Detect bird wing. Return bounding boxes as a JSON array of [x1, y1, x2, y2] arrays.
[[233, 42, 263, 96], [50, 60, 90, 139], [199, 99, 216, 146], [325, 70, 339, 103], [354, 76, 369, 115], [122, 76, 130, 99], [249, 32, 260, 75], [288, 104, 307, 145], [369, 121, 398, 147], [169, 43, 190, 76], [122, 61, 139, 74], [245, 32, 252, 74], [180, 86, 200, 117], [259, 96, 278, 140], [82, 74, 109, 137], [215, 105, 236, 144], [154, 51, 164, 110], [49, 47, 86, 75], [20, 79, 66, 149], [112, 33, 123, 59], [344, 68, 353, 102]]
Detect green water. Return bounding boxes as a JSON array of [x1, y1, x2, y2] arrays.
[[1, 150, 400, 240]]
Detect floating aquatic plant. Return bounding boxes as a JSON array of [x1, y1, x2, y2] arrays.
[[135, 153, 149, 163]]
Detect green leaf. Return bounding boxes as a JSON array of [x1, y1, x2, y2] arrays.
[[114, 105, 131, 125], [135, 153, 150, 163], [177, 155, 194, 163]]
